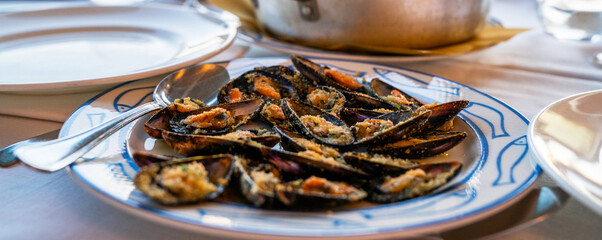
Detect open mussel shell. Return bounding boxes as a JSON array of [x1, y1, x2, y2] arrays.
[[342, 152, 420, 176], [420, 100, 469, 132], [282, 98, 355, 146], [305, 86, 346, 114], [273, 126, 309, 153], [338, 108, 392, 126], [350, 109, 433, 146], [371, 78, 423, 110], [256, 65, 315, 98], [291, 55, 374, 96], [145, 98, 264, 138], [236, 156, 366, 209], [369, 161, 462, 203], [368, 131, 467, 159], [217, 69, 297, 104], [337, 88, 396, 110], [161, 130, 273, 157], [235, 156, 281, 208], [267, 147, 368, 180], [275, 176, 367, 208], [133, 153, 234, 205]]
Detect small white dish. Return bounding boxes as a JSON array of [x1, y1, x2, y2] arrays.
[[0, 4, 237, 92], [528, 89, 602, 216], [64, 57, 540, 239]]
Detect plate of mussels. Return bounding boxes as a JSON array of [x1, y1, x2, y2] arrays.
[[64, 56, 541, 239]]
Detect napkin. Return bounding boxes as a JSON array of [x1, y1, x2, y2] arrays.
[[208, 0, 528, 55]]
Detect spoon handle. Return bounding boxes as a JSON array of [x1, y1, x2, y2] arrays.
[[15, 101, 162, 172]]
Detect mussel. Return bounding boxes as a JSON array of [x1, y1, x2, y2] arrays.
[[368, 131, 467, 159], [145, 98, 264, 138], [419, 100, 469, 132], [161, 129, 278, 157], [273, 126, 342, 159], [369, 161, 462, 203], [283, 99, 432, 148], [291, 55, 374, 96], [217, 69, 297, 104], [337, 88, 396, 110], [275, 175, 367, 208], [282, 98, 355, 146], [371, 78, 423, 110], [338, 107, 393, 126], [236, 156, 281, 208], [342, 152, 420, 176], [305, 86, 346, 114], [133, 153, 235, 205], [236, 156, 367, 208], [256, 65, 315, 98]]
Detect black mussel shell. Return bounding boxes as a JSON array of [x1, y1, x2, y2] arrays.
[[368, 131, 467, 159], [145, 99, 264, 138], [421, 100, 469, 133], [282, 98, 355, 146], [217, 69, 297, 104], [371, 78, 423, 110], [338, 108, 393, 126], [272, 126, 310, 153], [338, 88, 396, 110], [342, 152, 420, 176], [350, 109, 432, 145], [291, 55, 374, 96], [275, 176, 367, 208], [266, 147, 368, 181], [133, 153, 234, 205], [256, 65, 315, 98], [369, 161, 462, 203], [161, 130, 269, 157], [235, 156, 281, 208]]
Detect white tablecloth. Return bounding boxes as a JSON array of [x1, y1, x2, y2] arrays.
[[1, 0, 602, 239]]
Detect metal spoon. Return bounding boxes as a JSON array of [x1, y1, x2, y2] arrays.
[[14, 64, 230, 172]]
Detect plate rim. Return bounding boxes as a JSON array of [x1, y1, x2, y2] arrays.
[[64, 56, 541, 238], [0, 4, 238, 92], [527, 89, 602, 216]]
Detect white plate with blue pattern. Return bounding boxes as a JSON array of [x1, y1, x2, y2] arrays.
[[64, 57, 541, 239]]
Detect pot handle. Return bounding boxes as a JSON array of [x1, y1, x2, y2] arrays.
[[253, 0, 320, 21], [295, 0, 320, 21]]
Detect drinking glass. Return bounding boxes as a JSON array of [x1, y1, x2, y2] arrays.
[[536, 0, 602, 66]]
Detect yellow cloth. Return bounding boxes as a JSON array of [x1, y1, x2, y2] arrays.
[[208, 0, 528, 56]]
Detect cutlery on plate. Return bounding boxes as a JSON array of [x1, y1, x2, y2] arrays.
[[14, 64, 230, 172], [0, 129, 60, 167]]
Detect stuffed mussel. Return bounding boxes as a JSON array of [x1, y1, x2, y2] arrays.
[[291, 55, 375, 96], [236, 156, 367, 208], [282, 98, 432, 148], [369, 161, 462, 203], [133, 153, 235, 205], [145, 98, 264, 138], [217, 69, 298, 104]]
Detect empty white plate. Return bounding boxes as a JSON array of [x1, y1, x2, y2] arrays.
[[0, 4, 237, 92], [529, 89, 602, 216]]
